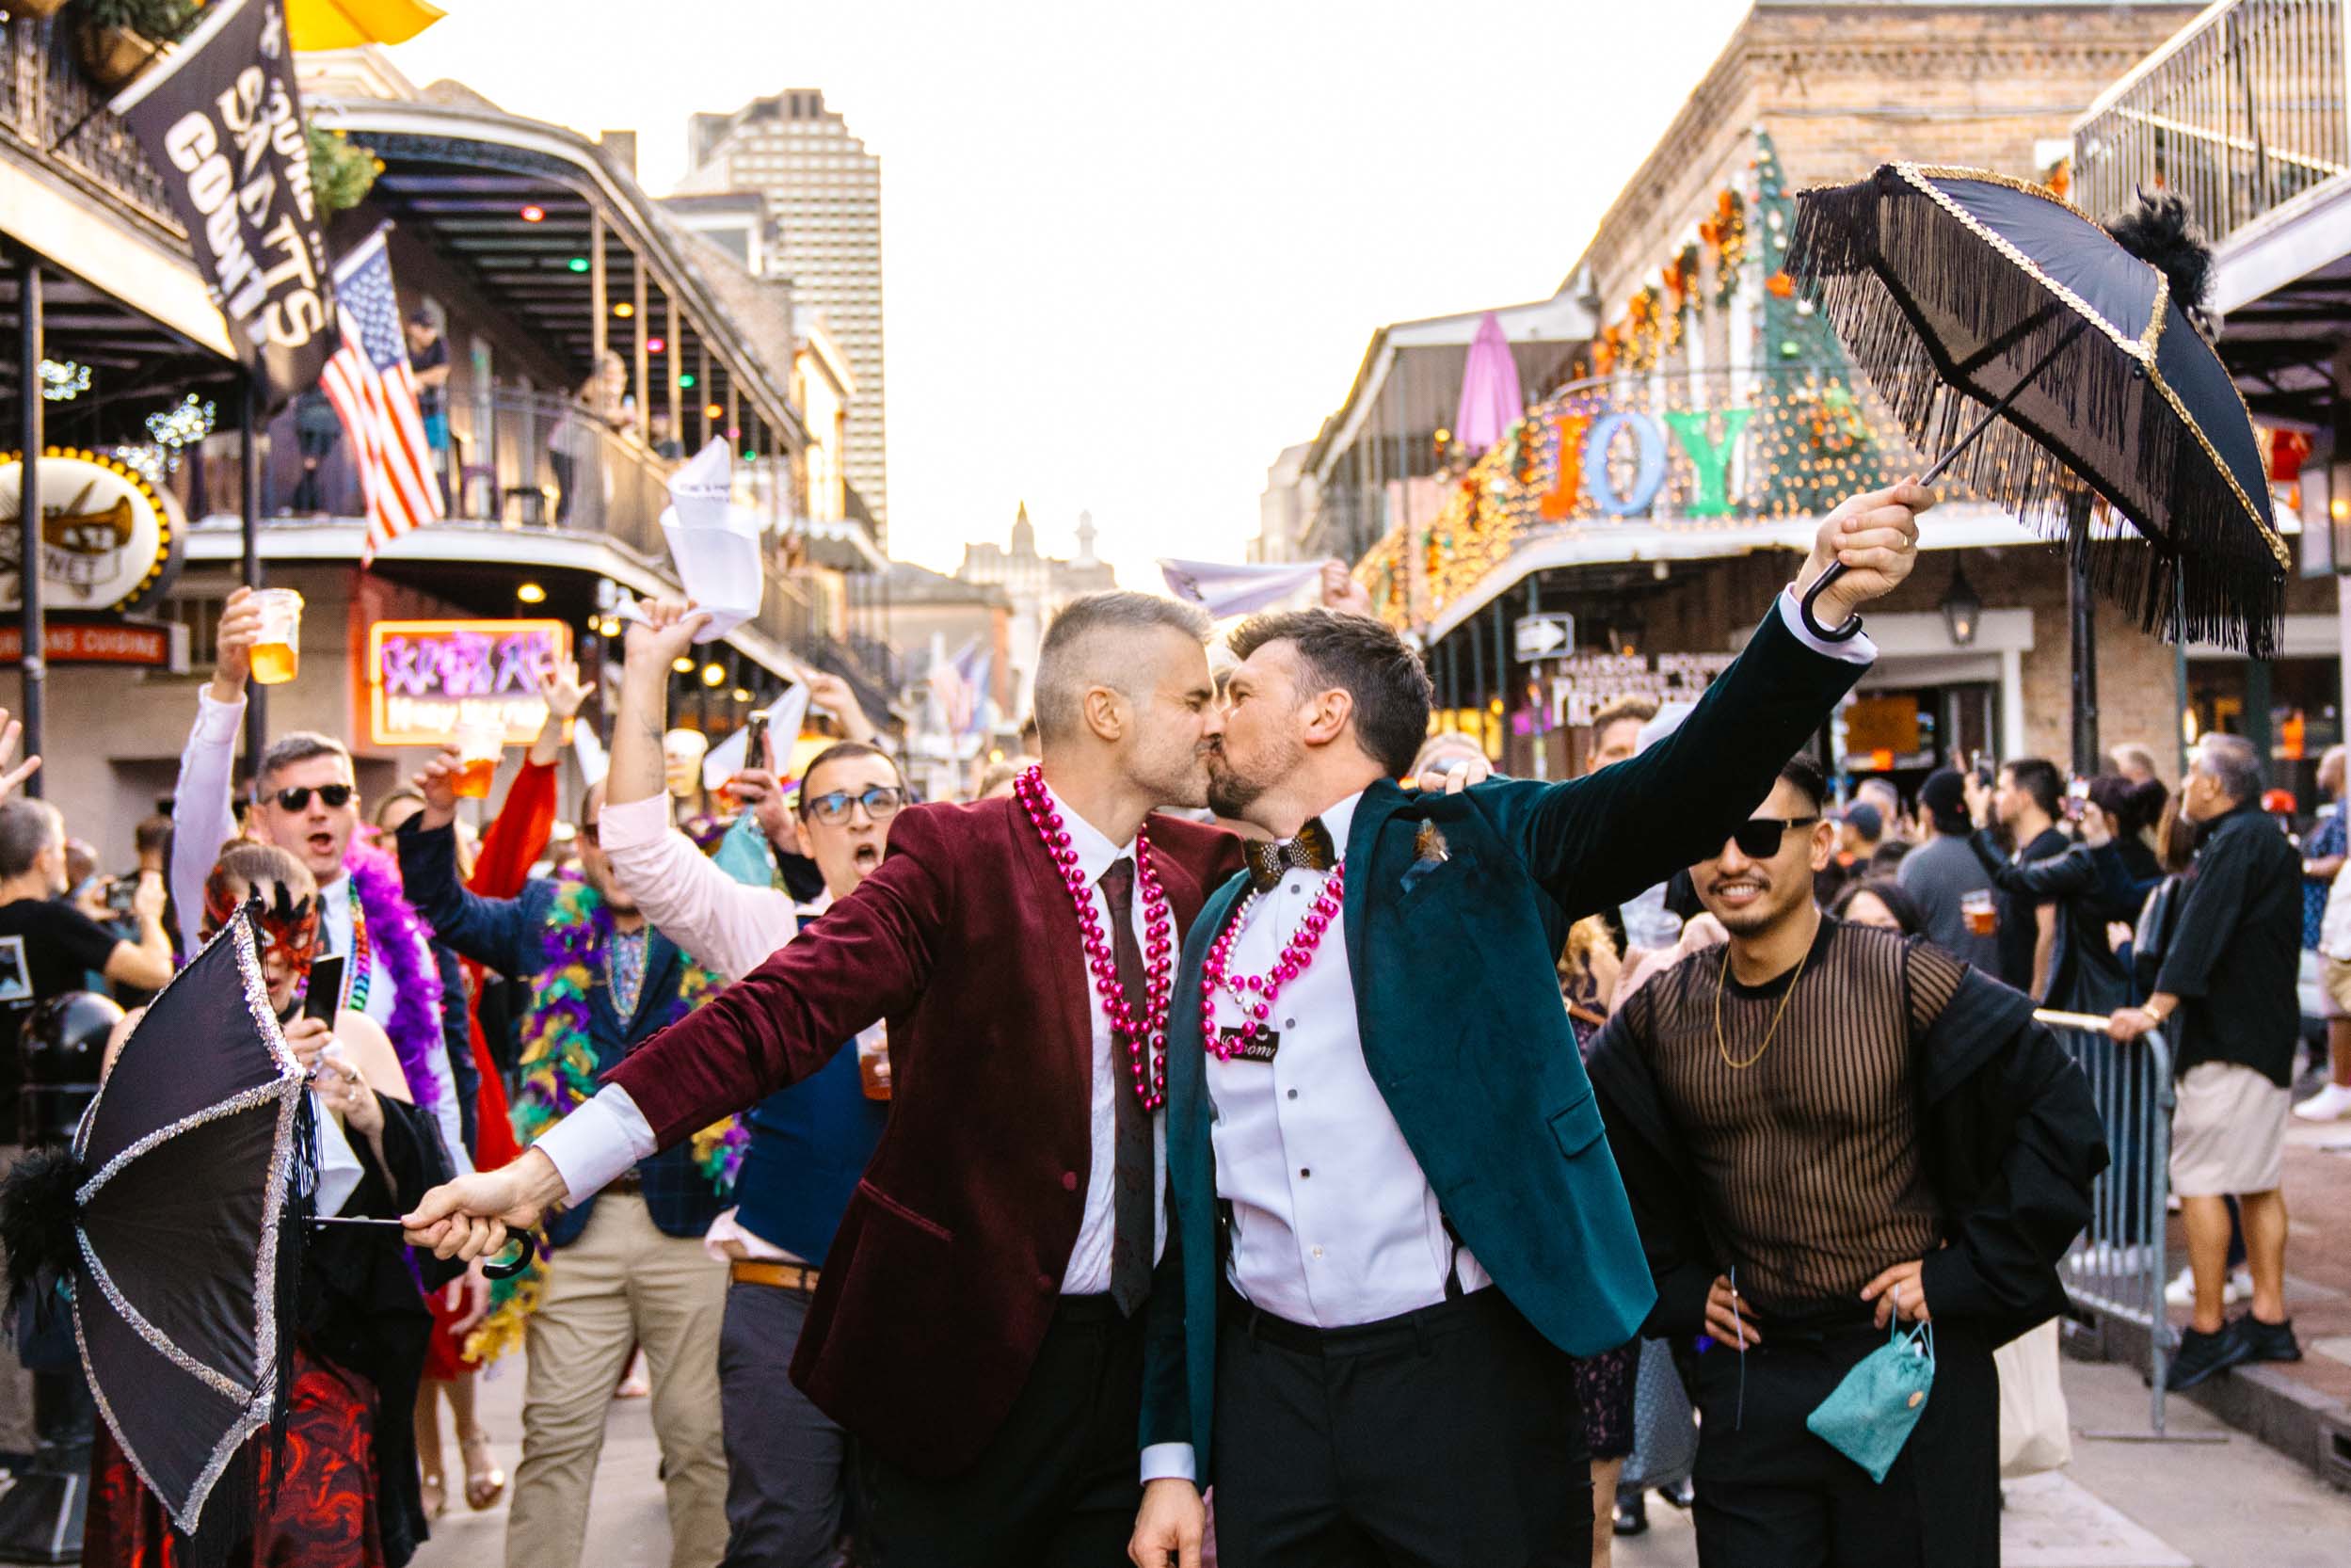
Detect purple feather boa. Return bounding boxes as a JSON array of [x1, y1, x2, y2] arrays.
[[344, 842, 442, 1112]]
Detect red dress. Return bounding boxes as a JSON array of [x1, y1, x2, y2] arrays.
[[86, 1344, 386, 1568]]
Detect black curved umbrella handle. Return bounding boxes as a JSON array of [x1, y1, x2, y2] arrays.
[[479, 1231, 536, 1281], [1799, 563, 1863, 642]]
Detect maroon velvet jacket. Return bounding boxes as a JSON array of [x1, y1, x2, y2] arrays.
[[602, 793, 1242, 1477]]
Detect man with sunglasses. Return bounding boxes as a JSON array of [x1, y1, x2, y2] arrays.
[[1584, 755, 2104, 1568], [598, 599, 901, 1567], [168, 584, 472, 1173]]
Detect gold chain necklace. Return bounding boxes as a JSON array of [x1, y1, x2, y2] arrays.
[[1714, 940, 1813, 1070]]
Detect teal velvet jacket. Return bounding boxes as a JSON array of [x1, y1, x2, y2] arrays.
[[1140, 600, 1870, 1475]]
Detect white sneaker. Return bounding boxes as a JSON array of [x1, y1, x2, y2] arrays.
[[2294, 1082, 2351, 1121], [2163, 1265, 2245, 1307]]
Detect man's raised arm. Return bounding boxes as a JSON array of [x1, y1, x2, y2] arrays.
[[169, 586, 265, 955], [404, 802, 956, 1261], [1466, 482, 1929, 919]]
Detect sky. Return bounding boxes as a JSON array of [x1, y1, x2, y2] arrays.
[[387, 0, 1757, 588]]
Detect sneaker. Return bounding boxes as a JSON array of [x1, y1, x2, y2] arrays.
[[2167, 1323, 2250, 1390], [2163, 1265, 2244, 1308], [1612, 1489, 1649, 1538], [2294, 1082, 2351, 1121], [2231, 1315, 2303, 1365]]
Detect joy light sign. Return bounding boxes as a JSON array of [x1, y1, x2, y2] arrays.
[[369, 619, 571, 747]]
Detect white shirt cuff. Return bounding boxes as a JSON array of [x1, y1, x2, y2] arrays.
[[1777, 585, 1877, 665], [530, 1086, 656, 1206], [1139, 1443, 1197, 1485]]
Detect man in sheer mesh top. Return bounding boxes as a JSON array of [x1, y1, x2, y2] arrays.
[[1587, 753, 2104, 1568]]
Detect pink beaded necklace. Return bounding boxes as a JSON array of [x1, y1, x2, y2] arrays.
[[1014, 766, 1176, 1111], [1198, 855, 1346, 1063]]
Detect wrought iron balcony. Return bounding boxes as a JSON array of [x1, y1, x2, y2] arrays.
[[2072, 0, 2349, 241], [0, 14, 183, 244]]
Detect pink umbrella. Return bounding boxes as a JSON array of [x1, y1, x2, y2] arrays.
[[1452, 311, 1522, 455]]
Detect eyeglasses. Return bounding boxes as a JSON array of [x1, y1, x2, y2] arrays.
[[1724, 816, 1820, 859], [271, 784, 354, 812], [803, 785, 904, 824]]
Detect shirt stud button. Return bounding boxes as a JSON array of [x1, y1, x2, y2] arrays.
[[1300, 1168, 1311, 1179], [1286, 1088, 1298, 1100], [1061, 1171, 1078, 1192], [1311, 1246, 1323, 1259]]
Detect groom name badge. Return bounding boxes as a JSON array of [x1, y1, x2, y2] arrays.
[[1220, 1024, 1280, 1063]]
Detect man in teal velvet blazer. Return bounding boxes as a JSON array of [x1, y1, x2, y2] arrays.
[[1129, 483, 1933, 1568]]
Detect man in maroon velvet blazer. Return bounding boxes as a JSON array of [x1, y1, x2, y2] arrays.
[[408, 590, 1248, 1566]]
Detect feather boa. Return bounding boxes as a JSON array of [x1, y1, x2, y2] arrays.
[[344, 843, 441, 1113], [466, 876, 735, 1362]]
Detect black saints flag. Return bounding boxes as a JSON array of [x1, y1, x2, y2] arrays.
[[111, 0, 333, 409]]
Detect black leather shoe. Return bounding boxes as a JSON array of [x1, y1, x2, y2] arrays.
[[2167, 1323, 2250, 1390], [1659, 1478, 1695, 1510], [1612, 1489, 1649, 1538], [2232, 1314, 2302, 1364]]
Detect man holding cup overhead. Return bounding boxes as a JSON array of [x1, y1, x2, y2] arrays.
[[168, 584, 472, 1172]]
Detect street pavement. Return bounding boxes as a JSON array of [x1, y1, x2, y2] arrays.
[[416, 1352, 2351, 1567]]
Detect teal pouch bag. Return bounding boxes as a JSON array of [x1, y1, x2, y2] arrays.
[[1805, 1315, 1935, 1484]]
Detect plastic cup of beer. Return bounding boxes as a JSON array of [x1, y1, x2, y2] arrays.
[[451, 717, 505, 800], [856, 1023, 892, 1101], [249, 589, 303, 686], [1962, 888, 1997, 936]]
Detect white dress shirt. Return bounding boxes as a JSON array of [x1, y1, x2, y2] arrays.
[[1205, 788, 1489, 1329], [537, 782, 1169, 1291]]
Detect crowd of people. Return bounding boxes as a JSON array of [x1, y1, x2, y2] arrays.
[[0, 475, 2325, 1568]]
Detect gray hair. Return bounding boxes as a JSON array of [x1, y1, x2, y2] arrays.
[[1032, 592, 1211, 747], [0, 798, 61, 880], [257, 730, 354, 793], [2193, 733, 2263, 805]]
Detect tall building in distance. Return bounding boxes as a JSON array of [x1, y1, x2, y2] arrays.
[[959, 504, 1117, 722], [681, 89, 888, 540]]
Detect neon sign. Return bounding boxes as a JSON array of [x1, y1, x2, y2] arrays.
[[368, 619, 572, 747]]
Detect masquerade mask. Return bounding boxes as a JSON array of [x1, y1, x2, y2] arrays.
[[202, 874, 318, 982]]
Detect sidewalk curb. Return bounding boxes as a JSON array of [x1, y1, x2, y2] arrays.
[[2068, 1306, 2351, 1489]]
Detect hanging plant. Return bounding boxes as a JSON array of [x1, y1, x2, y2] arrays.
[[309, 124, 383, 218], [69, 0, 196, 91]]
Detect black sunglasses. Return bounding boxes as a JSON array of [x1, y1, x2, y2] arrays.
[[272, 784, 355, 812], [1724, 815, 1820, 859], [802, 785, 905, 825]]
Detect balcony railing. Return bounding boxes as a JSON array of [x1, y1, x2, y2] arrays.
[[0, 15, 184, 241], [2072, 0, 2349, 240]]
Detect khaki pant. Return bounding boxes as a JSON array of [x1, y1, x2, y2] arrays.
[[505, 1193, 729, 1568]]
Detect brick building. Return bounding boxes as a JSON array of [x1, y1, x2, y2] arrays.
[[1286, 1, 2321, 795]]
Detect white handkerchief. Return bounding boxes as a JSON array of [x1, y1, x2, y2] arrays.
[[702, 680, 812, 794]]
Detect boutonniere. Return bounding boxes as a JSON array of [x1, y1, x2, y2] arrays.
[[1401, 822, 1451, 893]]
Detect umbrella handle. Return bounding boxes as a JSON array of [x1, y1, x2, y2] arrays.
[[310, 1216, 538, 1280], [1798, 564, 1862, 642]]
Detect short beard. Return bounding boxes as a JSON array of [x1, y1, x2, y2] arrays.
[[1205, 764, 1264, 820]]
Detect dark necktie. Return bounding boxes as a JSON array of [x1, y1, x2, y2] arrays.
[[1096, 857, 1153, 1317], [1243, 817, 1338, 892]]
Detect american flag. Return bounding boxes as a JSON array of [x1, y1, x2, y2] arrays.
[[928, 638, 992, 737], [321, 230, 442, 564]]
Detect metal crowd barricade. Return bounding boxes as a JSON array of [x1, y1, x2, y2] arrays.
[[2032, 1010, 2196, 1438]]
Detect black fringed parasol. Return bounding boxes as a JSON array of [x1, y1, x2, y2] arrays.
[[1786, 162, 2289, 656]]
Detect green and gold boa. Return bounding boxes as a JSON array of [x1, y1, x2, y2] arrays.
[[466, 877, 739, 1361]]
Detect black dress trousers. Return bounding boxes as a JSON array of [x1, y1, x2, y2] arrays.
[[1682, 1320, 2000, 1568], [858, 1292, 1144, 1568], [1209, 1287, 1591, 1568]]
